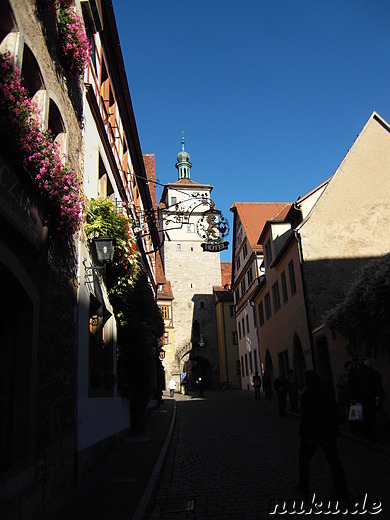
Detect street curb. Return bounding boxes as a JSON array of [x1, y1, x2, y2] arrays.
[[131, 399, 177, 520]]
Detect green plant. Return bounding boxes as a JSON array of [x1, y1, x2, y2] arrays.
[[85, 199, 139, 319], [323, 253, 390, 352], [85, 198, 165, 421]]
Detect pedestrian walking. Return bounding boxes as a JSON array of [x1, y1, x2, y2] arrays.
[[252, 371, 261, 399], [262, 373, 272, 398], [287, 368, 299, 413], [295, 370, 349, 501], [168, 378, 176, 398], [349, 354, 377, 441], [197, 377, 204, 398], [364, 358, 390, 428], [274, 373, 288, 416], [336, 360, 353, 418]]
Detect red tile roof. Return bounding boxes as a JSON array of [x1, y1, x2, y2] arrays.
[[155, 253, 173, 300], [213, 285, 234, 302], [221, 262, 232, 288], [230, 202, 291, 252]]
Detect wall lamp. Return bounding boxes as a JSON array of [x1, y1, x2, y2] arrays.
[[84, 236, 115, 283], [159, 349, 166, 361]]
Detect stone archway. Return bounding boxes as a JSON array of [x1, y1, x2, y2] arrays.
[[189, 356, 213, 390], [0, 259, 37, 471]]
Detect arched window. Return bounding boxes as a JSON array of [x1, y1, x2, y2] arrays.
[[48, 99, 66, 157], [0, 0, 19, 57], [21, 45, 45, 125]]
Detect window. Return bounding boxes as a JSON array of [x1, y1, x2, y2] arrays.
[[236, 256, 241, 271], [247, 265, 253, 286], [171, 197, 177, 205], [164, 331, 169, 345], [157, 284, 164, 292], [264, 293, 272, 320], [177, 243, 182, 251], [253, 306, 257, 328], [245, 354, 249, 376], [242, 242, 248, 258], [229, 305, 236, 318], [242, 318, 245, 336], [246, 314, 250, 334], [288, 260, 297, 295], [187, 223, 195, 233], [249, 352, 253, 372], [238, 321, 241, 340], [88, 307, 113, 397], [200, 301, 205, 309], [281, 271, 288, 303], [98, 155, 114, 200], [264, 240, 272, 267], [241, 356, 245, 377], [160, 306, 169, 319], [232, 331, 238, 345], [272, 282, 281, 312], [258, 302, 265, 327]]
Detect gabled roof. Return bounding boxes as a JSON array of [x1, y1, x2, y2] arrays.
[[159, 178, 213, 206], [295, 176, 332, 206], [213, 286, 234, 302], [230, 202, 290, 252]]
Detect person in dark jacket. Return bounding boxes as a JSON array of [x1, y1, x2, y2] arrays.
[[295, 370, 349, 500], [348, 354, 377, 441], [274, 373, 288, 417], [252, 371, 262, 399]]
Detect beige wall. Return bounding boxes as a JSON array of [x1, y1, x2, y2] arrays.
[[300, 113, 390, 330], [255, 237, 313, 387], [215, 299, 240, 388]]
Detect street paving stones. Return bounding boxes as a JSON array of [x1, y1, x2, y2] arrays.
[[148, 390, 390, 520]]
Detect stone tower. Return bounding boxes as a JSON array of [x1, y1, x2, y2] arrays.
[[159, 136, 222, 388]]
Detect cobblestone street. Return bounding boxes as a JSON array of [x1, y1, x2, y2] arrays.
[[149, 391, 390, 520]]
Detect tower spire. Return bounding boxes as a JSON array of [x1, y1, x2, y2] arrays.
[[175, 132, 192, 180]]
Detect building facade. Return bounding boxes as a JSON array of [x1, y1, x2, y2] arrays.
[[1, 0, 162, 516], [230, 202, 289, 391], [254, 112, 390, 408], [214, 262, 241, 389]]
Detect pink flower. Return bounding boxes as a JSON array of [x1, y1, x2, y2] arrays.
[[0, 51, 83, 233]]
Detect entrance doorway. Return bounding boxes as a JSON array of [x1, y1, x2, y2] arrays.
[[0, 263, 34, 470]]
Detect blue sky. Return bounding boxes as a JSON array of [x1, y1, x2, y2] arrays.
[[112, 0, 390, 261]]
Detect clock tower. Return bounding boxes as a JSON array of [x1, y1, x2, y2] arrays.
[[159, 136, 222, 389]]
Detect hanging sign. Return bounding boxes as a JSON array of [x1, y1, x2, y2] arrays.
[[196, 206, 230, 253]]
